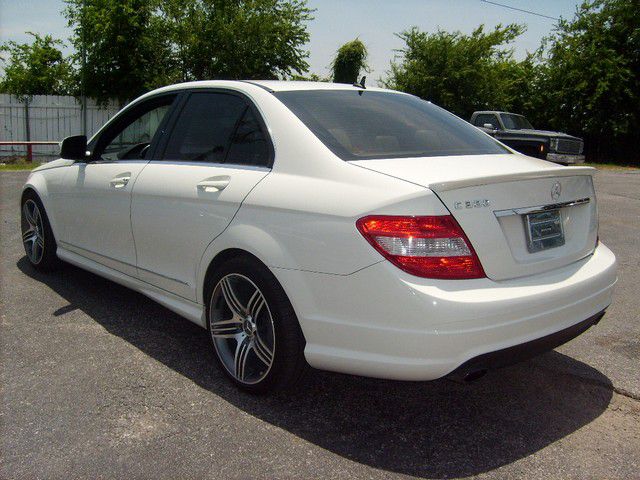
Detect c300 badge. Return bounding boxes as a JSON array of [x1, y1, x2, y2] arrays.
[[454, 199, 490, 209]]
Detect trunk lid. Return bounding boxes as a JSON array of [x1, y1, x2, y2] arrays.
[[351, 154, 598, 280]]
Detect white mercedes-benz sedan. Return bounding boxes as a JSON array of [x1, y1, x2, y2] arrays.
[[21, 80, 617, 392]]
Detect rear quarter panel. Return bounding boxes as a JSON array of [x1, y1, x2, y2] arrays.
[[196, 162, 449, 304]]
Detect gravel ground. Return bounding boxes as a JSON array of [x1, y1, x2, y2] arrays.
[[1, 169, 638, 479]]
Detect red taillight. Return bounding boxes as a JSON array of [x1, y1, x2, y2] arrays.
[[356, 215, 485, 279]]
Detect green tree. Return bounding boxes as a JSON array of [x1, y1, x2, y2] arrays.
[[383, 24, 526, 120], [537, 0, 639, 161], [65, 0, 173, 104], [331, 38, 368, 84], [159, 0, 313, 81], [290, 72, 330, 81], [502, 53, 543, 119], [0, 33, 74, 97]]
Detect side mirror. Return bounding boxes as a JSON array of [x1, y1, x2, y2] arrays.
[[59, 135, 88, 161], [483, 123, 497, 130]]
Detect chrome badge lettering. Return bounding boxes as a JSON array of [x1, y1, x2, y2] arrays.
[[454, 199, 490, 210]]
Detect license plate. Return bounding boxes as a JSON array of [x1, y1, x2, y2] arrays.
[[524, 210, 565, 253]]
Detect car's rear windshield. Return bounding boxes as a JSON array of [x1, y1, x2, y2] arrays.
[[274, 90, 510, 160]]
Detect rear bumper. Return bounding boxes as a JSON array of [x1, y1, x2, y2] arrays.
[[546, 152, 585, 164], [447, 309, 605, 380], [273, 242, 617, 381]]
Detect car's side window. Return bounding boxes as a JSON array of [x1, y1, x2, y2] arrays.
[[475, 114, 500, 129], [92, 96, 176, 162], [226, 107, 270, 167], [162, 92, 247, 164]]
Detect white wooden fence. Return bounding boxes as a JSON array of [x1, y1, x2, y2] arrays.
[[0, 94, 121, 162]]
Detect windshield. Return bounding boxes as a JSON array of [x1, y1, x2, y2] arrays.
[[500, 113, 534, 130], [274, 90, 510, 160]]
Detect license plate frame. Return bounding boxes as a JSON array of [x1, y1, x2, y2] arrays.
[[524, 209, 565, 253]]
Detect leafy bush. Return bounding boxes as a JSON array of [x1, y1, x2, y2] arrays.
[[331, 39, 368, 84]]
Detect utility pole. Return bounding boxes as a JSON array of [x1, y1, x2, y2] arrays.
[[24, 97, 32, 162], [81, 0, 87, 137]]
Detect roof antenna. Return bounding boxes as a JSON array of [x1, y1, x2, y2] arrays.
[[353, 75, 366, 89]]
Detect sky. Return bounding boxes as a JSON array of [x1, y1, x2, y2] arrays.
[[0, 0, 582, 82]]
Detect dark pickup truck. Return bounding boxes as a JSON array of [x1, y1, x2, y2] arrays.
[[470, 111, 585, 164]]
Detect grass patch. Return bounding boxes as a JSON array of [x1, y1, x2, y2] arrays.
[[0, 160, 38, 171], [583, 162, 639, 171]]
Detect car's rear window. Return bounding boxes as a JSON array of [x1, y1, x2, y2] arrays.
[[274, 90, 509, 160]]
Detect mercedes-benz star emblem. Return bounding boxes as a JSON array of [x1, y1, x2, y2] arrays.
[[551, 181, 562, 200]]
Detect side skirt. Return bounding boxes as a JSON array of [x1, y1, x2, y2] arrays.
[[56, 247, 206, 328]]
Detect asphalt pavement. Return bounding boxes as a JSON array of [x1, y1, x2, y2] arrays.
[[1, 169, 638, 479]]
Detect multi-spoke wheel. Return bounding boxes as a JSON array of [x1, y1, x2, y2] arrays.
[[20, 192, 59, 270], [22, 199, 45, 265], [206, 256, 307, 393], [210, 274, 275, 384]]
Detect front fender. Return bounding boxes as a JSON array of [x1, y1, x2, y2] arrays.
[[22, 172, 54, 229], [21, 164, 70, 243]]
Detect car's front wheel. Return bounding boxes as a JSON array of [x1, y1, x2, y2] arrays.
[[206, 256, 307, 393], [20, 192, 60, 270]]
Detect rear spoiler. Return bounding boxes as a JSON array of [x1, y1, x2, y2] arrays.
[[428, 166, 595, 192]]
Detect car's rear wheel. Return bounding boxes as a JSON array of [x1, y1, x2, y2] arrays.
[[206, 256, 307, 393], [20, 192, 60, 270]]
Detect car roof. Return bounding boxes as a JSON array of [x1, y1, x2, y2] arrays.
[[246, 80, 389, 92], [143, 79, 391, 97]]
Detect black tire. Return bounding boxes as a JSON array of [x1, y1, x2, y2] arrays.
[[205, 255, 307, 393], [20, 190, 60, 271]]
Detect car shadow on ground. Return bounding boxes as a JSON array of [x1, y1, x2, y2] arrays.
[[18, 258, 614, 479]]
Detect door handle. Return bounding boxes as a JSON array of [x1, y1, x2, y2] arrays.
[[197, 176, 230, 193], [109, 176, 130, 188]]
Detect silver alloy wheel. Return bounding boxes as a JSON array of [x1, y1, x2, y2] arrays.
[[209, 273, 276, 385], [22, 199, 45, 265]]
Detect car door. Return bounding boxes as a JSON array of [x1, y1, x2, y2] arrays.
[[58, 94, 178, 277], [131, 90, 272, 300]]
